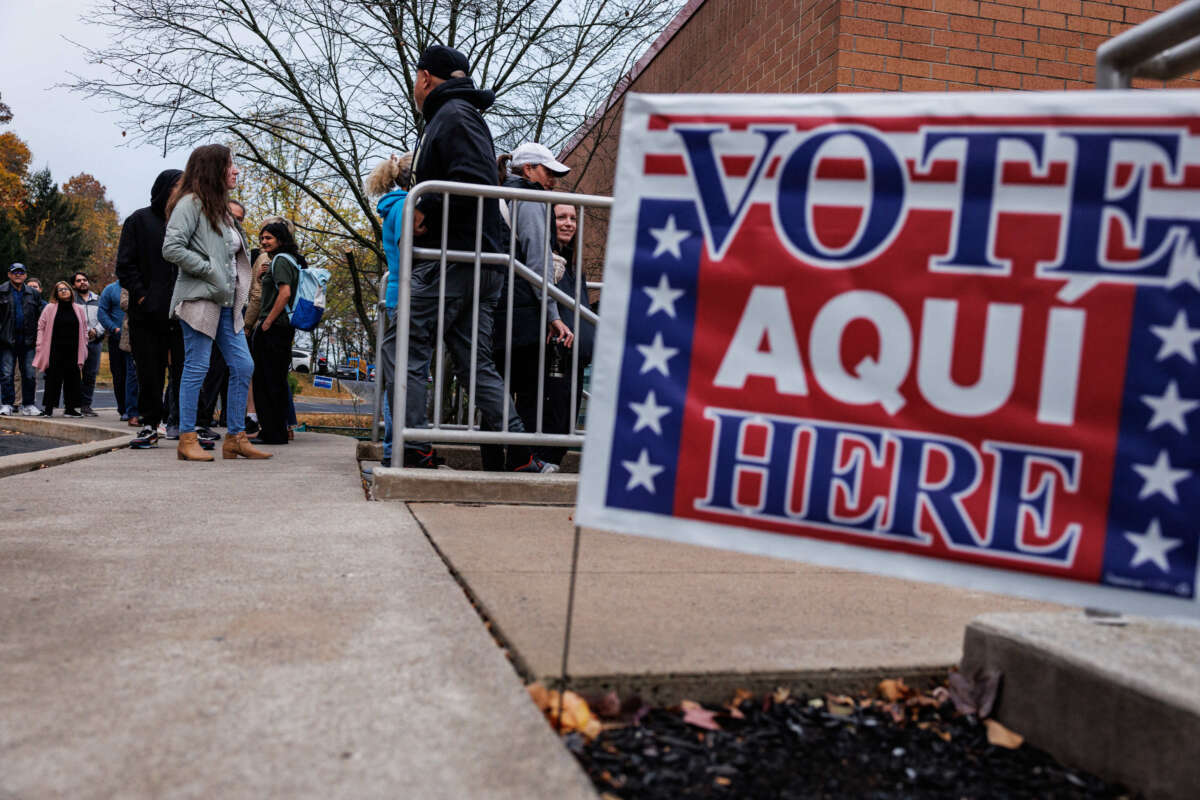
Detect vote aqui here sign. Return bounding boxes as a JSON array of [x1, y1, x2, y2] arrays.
[[576, 90, 1200, 619]]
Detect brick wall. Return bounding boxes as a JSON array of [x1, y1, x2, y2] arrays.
[[837, 0, 1200, 93], [561, 0, 1199, 275]]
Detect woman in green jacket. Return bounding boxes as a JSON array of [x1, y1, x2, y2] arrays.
[[162, 144, 269, 462]]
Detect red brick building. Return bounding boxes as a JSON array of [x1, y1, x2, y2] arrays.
[[563, 0, 1199, 200]]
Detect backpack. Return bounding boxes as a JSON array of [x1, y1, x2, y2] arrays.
[[275, 253, 330, 332]]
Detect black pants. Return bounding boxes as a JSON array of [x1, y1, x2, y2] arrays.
[[481, 343, 553, 470], [108, 335, 127, 417], [251, 323, 293, 444], [42, 355, 82, 412], [129, 317, 183, 428], [197, 345, 229, 428]]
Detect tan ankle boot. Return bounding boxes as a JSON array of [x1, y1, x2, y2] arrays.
[[223, 431, 273, 460], [177, 431, 214, 462]]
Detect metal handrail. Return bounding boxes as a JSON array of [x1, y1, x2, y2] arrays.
[[1096, 0, 1200, 88], [392, 179, 612, 462], [369, 273, 387, 442]]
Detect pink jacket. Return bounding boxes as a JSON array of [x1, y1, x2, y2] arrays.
[[33, 302, 88, 372]]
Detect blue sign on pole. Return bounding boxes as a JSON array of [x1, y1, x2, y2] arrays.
[[313, 375, 334, 390]]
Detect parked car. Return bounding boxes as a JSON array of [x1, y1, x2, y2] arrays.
[[334, 363, 359, 380], [291, 349, 312, 373]]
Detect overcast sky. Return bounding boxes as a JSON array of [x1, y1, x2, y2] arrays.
[[0, 0, 190, 219]]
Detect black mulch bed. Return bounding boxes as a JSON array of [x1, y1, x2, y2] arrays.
[[566, 692, 1133, 800]]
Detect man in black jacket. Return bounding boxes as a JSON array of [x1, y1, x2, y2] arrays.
[[398, 45, 549, 472], [0, 263, 44, 415], [115, 169, 184, 448]]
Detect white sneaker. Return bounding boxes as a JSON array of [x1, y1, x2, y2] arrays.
[[157, 423, 168, 437], [20, 404, 40, 416], [0, 405, 12, 416]]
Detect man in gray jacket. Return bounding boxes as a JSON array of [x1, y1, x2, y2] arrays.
[[72, 272, 105, 416]]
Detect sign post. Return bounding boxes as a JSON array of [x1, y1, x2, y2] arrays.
[[577, 90, 1200, 619]]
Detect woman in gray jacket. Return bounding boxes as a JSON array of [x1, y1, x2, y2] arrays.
[[162, 144, 269, 462]]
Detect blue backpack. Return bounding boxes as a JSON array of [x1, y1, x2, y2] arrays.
[[275, 254, 330, 331]]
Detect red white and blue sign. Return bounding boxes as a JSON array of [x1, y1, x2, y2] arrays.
[[576, 91, 1200, 619]]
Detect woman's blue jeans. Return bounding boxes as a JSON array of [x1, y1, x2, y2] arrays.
[[180, 308, 252, 435]]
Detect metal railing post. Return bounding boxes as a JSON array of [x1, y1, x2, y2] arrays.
[[370, 274, 387, 443], [1096, 0, 1200, 88]]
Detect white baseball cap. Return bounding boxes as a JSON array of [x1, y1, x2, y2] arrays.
[[510, 142, 570, 176]]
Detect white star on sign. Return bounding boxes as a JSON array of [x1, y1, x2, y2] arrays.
[[643, 273, 685, 318], [622, 448, 665, 494], [1132, 450, 1191, 504], [1150, 310, 1200, 363], [1124, 518, 1182, 573], [1141, 380, 1200, 434], [649, 215, 690, 259], [637, 332, 679, 377], [629, 389, 672, 435]]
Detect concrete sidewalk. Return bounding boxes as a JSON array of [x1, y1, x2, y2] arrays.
[[408, 503, 1064, 703], [0, 413, 593, 799]]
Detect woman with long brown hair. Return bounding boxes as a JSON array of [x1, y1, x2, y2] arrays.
[[33, 281, 87, 417], [162, 144, 269, 462]]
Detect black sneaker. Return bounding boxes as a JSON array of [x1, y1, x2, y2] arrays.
[[402, 447, 444, 469], [81, 407, 98, 417], [244, 417, 260, 435], [40, 409, 53, 417], [130, 426, 159, 449], [63, 409, 84, 418], [197, 427, 221, 442]]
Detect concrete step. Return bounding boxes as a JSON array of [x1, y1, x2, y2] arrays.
[[962, 611, 1200, 800], [357, 440, 580, 473], [369, 465, 578, 504]]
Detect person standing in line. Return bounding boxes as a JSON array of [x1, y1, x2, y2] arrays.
[[249, 221, 302, 445], [115, 169, 186, 449], [364, 151, 413, 469], [71, 272, 105, 416], [404, 45, 550, 472], [536, 202, 594, 468], [97, 277, 139, 425], [484, 144, 574, 471], [26, 277, 43, 296], [34, 281, 87, 417], [162, 144, 268, 461], [0, 263, 44, 416], [242, 214, 291, 436]]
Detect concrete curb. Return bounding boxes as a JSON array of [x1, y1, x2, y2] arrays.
[[370, 465, 578, 504], [356, 440, 580, 472], [962, 611, 1200, 800], [551, 666, 952, 707], [0, 416, 132, 478]]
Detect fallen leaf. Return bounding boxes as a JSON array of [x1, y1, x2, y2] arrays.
[[825, 693, 856, 717], [878, 678, 912, 703], [984, 718, 1024, 749], [773, 687, 792, 705], [587, 690, 622, 719], [527, 683, 552, 711], [680, 700, 722, 731], [947, 668, 1001, 718], [714, 776, 732, 786]]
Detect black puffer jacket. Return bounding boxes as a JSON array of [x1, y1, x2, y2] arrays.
[[116, 169, 182, 326], [411, 78, 505, 259], [0, 282, 44, 349]]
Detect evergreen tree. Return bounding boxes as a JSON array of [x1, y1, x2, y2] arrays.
[[0, 212, 25, 268], [20, 169, 90, 280]]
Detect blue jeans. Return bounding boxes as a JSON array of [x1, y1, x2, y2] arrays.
[[180, 308, 252, 435], [0, 345, 36, 406]]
